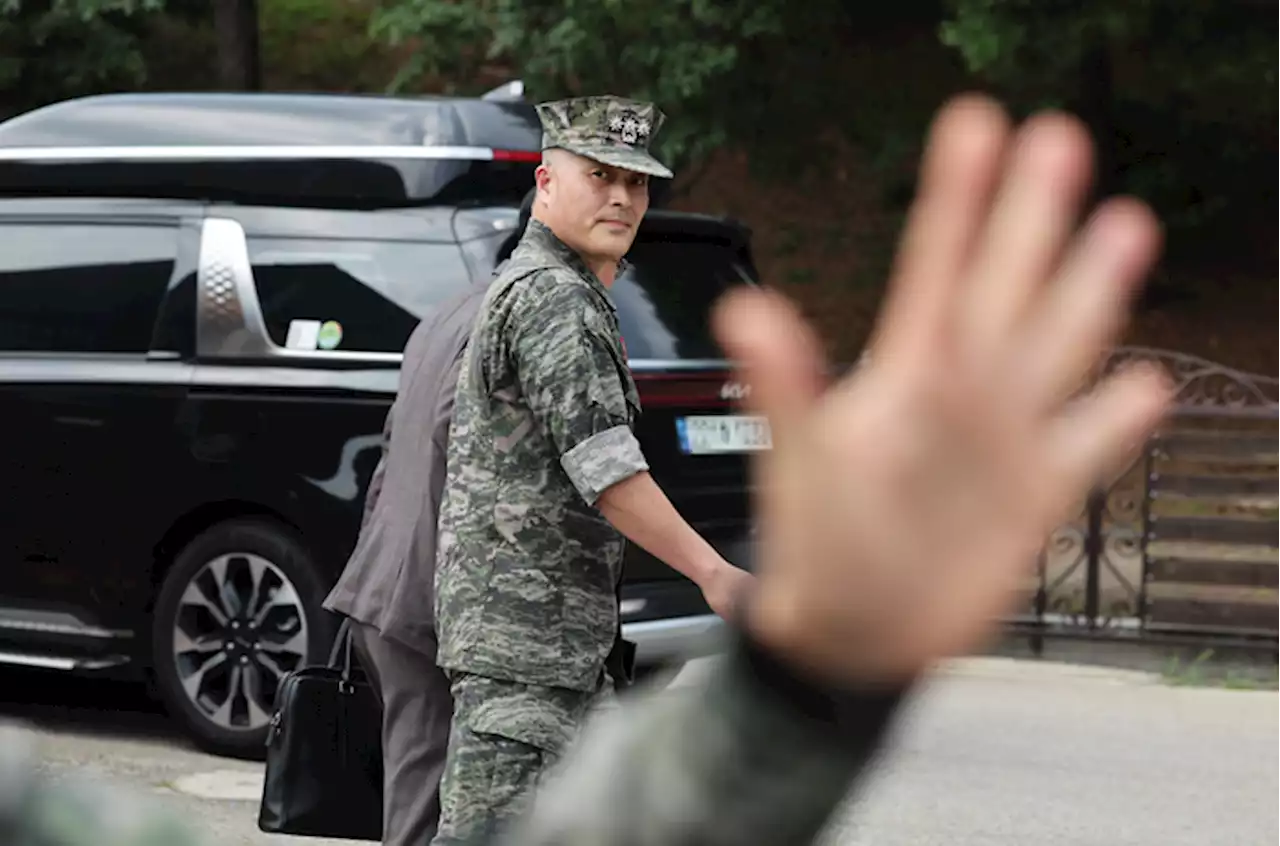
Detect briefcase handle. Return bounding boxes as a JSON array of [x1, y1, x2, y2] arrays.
[[326, 618, 359, 694]]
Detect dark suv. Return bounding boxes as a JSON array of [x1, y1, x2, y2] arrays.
[[0, 91, 765, 757]]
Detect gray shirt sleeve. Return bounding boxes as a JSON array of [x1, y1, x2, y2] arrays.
[[508, 279, 647, 505], [360, 402, 394, 531], [427, 350, 463, 505]]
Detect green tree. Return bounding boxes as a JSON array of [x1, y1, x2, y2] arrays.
[[212, 0, 261, 90], [940, 0, 1276, 109], [939, 0, 1277, 267], [370, 1, 972, 194], [0, 0, 168, 116], [256, 0, 398, 92], [371, 0, 796, 174]]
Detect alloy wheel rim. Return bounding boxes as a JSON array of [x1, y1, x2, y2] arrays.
[[170, 552, 308, 732]]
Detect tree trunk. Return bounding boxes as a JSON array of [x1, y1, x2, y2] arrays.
[[1076, 39, 1173, 308], [1075, 40, 1117, 202], [213, 0, 261, 91]]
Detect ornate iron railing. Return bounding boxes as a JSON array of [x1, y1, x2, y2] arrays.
[[1012, 347, 1278, 653]]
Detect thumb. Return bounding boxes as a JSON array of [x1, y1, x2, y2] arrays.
[[711, 288, 828, 446]]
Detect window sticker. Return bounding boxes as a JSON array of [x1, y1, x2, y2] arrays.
[[284, 319, 321, 350], [317, 320, 344, 350]]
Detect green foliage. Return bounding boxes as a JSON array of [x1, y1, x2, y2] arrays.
[[366, 2, 975, 184], [938, 0, 1277, 263], [940, 0, 1277, 110], [258, 0, 395, 92], [369, 0, 793, 173], [939, 0, 1142, 94], [0, 0, 169, 116]]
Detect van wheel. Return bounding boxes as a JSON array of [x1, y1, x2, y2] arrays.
[[151, 519, 336, 760]]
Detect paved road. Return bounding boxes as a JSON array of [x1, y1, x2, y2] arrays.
[[816, 660, 1277, 846], [2, 658, 1275, 845]]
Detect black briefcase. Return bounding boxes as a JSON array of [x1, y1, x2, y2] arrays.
[[258, 618, 384, 840]]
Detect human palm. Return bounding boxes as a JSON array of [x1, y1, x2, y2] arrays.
[[713, 96, 1172, 685]]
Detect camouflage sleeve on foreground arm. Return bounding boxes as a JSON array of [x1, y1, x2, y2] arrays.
[[0, 724, 207, 846], [497, 633, 912, 846]]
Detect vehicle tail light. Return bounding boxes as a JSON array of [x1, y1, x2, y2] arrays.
[[631, 370, 741, 410], [491, 149, 542, 163]]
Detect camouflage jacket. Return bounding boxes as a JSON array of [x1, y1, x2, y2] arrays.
[[435, 219, 647, 691]]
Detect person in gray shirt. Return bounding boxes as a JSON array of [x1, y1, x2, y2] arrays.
[[322, 283, 488, 846]]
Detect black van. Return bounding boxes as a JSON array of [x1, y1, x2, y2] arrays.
[[0, 91, 766, 757]]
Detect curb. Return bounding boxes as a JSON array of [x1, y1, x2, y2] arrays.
[[933, 655, 1162, 686], [667, 653, 1164, 689]]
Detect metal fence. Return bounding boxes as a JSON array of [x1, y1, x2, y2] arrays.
[[1009, 347, 1279, 655]]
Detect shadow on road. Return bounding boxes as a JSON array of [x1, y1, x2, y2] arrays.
[[0, 660, 693, 753], [0, 666, 188, 746]]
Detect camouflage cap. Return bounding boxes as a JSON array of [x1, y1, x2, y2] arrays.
[[535, 95, 673, 179]]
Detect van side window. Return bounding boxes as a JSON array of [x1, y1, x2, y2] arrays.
[[0, 222, 177, 354], [247, 238, 470, 355]]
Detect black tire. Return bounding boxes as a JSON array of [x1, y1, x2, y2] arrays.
[[151, 518, 337, 759]]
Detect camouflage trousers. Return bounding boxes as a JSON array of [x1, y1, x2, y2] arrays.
[[429, 670, 614, 846]]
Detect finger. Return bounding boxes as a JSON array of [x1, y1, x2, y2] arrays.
[[1014, 198, 1162, 412], [958, 113, 1094, 364], [712, 287, 828, 445], [1043, 362, 1173, 510], [871, 94, 1011, 372]]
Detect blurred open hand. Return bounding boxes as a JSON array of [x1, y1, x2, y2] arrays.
[[713, 95, 1173, 686]]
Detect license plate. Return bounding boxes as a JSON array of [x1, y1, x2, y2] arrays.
[[676, 415, 772, 455]]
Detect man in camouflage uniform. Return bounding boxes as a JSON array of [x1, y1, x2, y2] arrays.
[[429, 95, 754, 843]]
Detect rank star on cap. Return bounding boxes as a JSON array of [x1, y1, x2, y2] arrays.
[[535, 95, 674, 179], [610, 113, 651, 144]]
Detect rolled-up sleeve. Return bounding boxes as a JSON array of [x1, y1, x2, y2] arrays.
[[560, 425, 647, 504], [509, 278, 648, 504]]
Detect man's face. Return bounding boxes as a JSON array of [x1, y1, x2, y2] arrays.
[[534, 150, 651, 264]]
